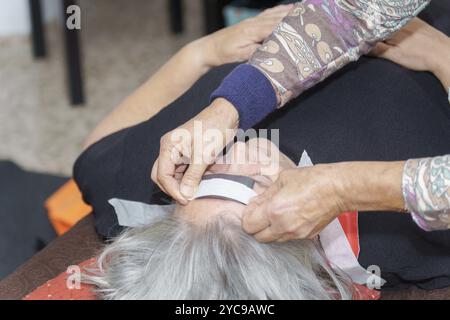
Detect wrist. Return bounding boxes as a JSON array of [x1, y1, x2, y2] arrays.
[[209, 98, 240, 129], [184, 38, 213, 75], [333, 161, 405, 213], [210, 64, 278, 130], [429, 37, 450, 89], [191, 35, 221, 69]]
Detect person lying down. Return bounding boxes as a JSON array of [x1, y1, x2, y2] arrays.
[[81, 139, 362, 300]]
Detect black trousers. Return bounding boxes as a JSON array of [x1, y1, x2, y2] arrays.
[[74, 2, 450, 289]]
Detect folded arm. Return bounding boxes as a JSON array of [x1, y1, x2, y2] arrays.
[[151, 0, 434, 204], [83, 5, 293, 149], [371, 17, 450, 96], [82, 40, 210, 149]]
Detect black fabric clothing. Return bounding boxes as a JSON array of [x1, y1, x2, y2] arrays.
[[74, 3, 450, 290]]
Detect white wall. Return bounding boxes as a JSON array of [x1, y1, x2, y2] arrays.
[[0, 0, 61, 36]]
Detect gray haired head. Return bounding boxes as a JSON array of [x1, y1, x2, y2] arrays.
[[84, 214, 353, 300]]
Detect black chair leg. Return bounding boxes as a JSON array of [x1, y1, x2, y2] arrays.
[[62, 0, 84, 106], [29, 0, 46, 58], [169, 0, 183, 34]]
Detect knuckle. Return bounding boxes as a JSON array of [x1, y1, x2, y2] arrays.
[[268, 205, 283, 220], [183, 173, 200, 186], [160, 134, 169, 145], [284, 224, 298, 234]]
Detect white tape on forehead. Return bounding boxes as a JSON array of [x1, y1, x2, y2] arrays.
[[194, 178, 257, 205]]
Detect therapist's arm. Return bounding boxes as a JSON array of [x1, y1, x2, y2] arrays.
[[337, 156, 450, 232], [151, 0, 432, 202], [211, 0, 432, 130], [242, 155, 450, 243]]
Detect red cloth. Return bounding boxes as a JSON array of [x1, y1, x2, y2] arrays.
[[354, 284, 380, 300], [338, 211, 360, 257], [24, 259, 97, 300]]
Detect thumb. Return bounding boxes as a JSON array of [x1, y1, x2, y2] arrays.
[[242, 182, 280, 234], [180, 163, 208, 199]]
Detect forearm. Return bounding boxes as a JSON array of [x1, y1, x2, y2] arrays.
[[83, 39, 210, 149], [334, 156, 450, 231], [334, 161, 406, 213]]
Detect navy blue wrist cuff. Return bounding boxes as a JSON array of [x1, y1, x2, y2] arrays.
[[210, 64, 277, 130]]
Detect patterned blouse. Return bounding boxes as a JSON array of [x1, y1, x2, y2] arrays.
[[211, 0, 450, 231]]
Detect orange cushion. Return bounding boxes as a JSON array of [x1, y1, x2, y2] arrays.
[[45, 179, 92, 235]]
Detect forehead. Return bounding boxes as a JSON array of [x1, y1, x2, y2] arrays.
[[175, 197, 245, 225]]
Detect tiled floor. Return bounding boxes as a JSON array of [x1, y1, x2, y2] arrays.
[[0, 0, 203, 175]]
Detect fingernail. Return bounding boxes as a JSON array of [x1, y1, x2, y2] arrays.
[[180, 184, 195, 200]]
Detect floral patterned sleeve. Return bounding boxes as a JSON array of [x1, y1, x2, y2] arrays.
[[403, 155, 450, 231], [248, 0, 431, 106]]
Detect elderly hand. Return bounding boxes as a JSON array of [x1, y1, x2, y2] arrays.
[[371, 18, 450, 89], [242, 161, 406, 243], [199, 4, 293, 68], [242, 164, 345, 242], [151, 98, 239, 204]]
